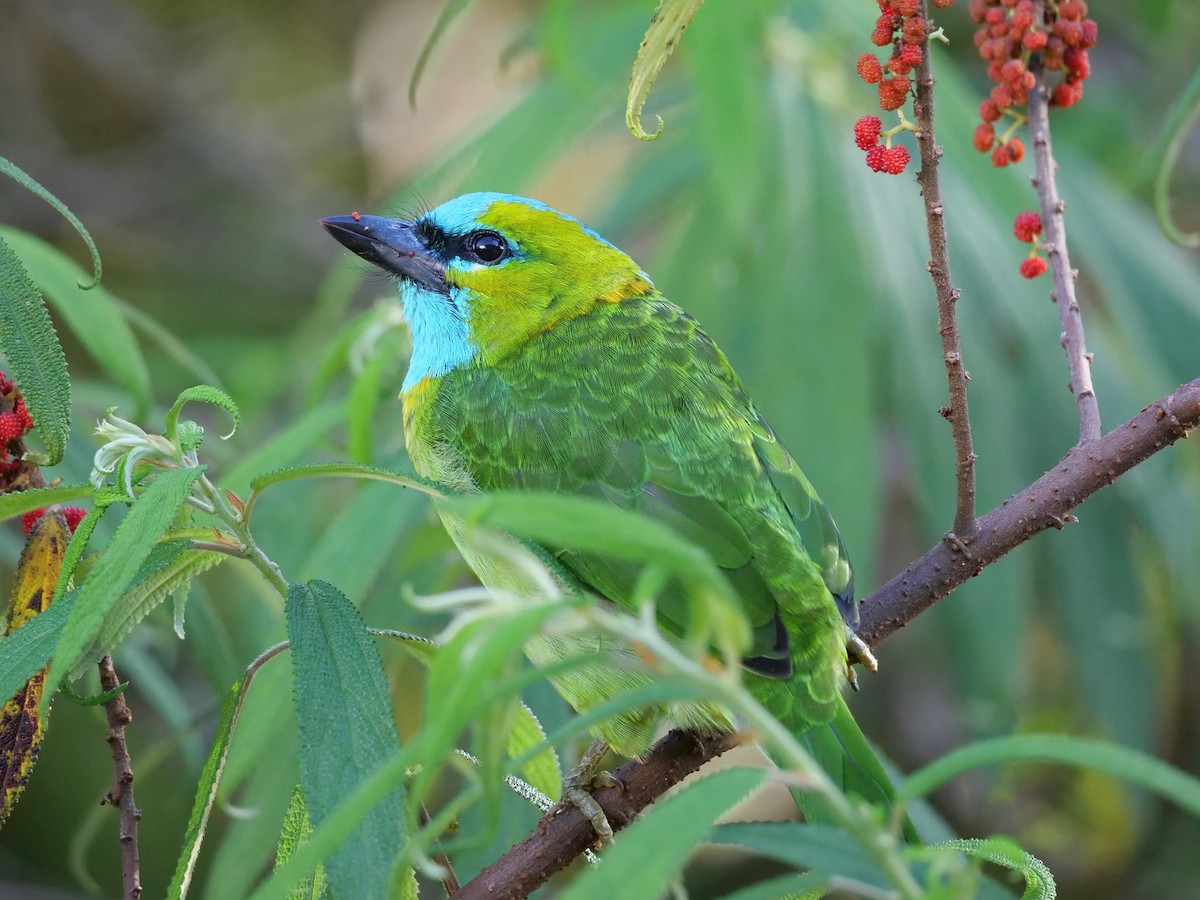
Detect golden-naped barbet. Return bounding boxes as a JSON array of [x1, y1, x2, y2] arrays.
[[321, 193, 893, 834]]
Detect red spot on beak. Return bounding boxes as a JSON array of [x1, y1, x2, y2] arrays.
[[351, 211, 362, 222], [408, 251, 416, 257]]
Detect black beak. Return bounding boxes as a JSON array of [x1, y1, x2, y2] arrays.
[[320, 214, 448, 294]]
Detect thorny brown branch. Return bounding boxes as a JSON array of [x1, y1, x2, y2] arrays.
[[914, 0, 978, 539], [1028, 4, 1102, 443], [99, 655, 142, 900]]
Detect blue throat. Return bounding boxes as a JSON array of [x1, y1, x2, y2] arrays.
[[400, 282, 477, 391]]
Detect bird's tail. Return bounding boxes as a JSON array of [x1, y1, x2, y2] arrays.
[[790, 693, 921, 843]]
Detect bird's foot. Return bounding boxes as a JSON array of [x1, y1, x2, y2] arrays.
[[558, 738, 623, 844], [845, 629, 878, 691]]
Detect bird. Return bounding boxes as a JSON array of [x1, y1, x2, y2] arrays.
[[321, 193, 892, 838]]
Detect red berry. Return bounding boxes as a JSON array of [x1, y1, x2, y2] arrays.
[[881, 145, 911, 175], [21, 508, 45, 535], [854, 115, 884, 150], [0, 412, 25, 441], [857, 54, 884, 84], [1023, 29, 1048, 50], [1006, 138, 1025, 163], [898, 43, 923, 68], [902, 17, 927, 45], [893, 0, 920, 15], [1011, 0, 1035, 28], [979, 98, 1002, 122], [1053, 79, 1084, 107], [1020, 256, 1049, 278], [63, 507, 87, 532], [0, 375, 12, 396], [14, 398, 33, 431], [932, 0, 956, 8], [990, 82, 1014, 109], [973, 122, 996, 152], [1058, 0, 1087, 21], [1000, 59, 1026, 84], [985, 7, 1005, 25], [865, 146, 888, 172], [968, 0, 989, 23], [1064, 48, 1090, 79], [872, 16, 897, 46], [991, 144, 1010, 167], [879, 76, 911, 111], [1013, 211, 1043, 242], [1080, 19, 1098, 48]]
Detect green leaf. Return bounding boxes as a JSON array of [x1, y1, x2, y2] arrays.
[[168, 642, 289, 900], [165, 385, 241, 446], [901, 733, 1200, 821], [928, 837, 1056, 900], [0, 235, 71, 464], [346, 352, 387, 463], [719, 872, 827, 900], [0, 594, 74, 705], [218, 402, 346, 494], [407, 0, 479, 106], [0, 484, 93, 523], [245, 461, 445, 522], [46, 466, 204, 703], [711, 822, 889, 890], [275, 785, 330, 900], [78, 541, 227, 666], [285, 581, 405, 900], [0, 155, 102, 287], [559, 766, 766, 900], [1148, 63, 1200, 248], [625, 0, 705, 140], [0, 227, 150, 416]]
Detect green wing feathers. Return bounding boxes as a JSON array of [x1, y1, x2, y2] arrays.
[[417, 295, 850, 732]]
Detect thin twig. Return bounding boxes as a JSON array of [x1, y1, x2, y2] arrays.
[[913, 0, 977, 538], [453, 730, 741, 900], [419, 803, 461, 896], [1027, 9, 1102, 443], [98, 655, 142, 900], [858, 377, 1200, 647]]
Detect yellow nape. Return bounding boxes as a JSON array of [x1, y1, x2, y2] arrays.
[[451, 198, 654, 362]]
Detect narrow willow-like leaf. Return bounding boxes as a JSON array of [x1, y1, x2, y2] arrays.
[[900, 733, 1200, 820], [0, 513, 68, 827], [168, 643, 289, 900], [165, 384, 241, 446], [929, 837, 1056, 900], [245, 462, 445, 521], [77, 542, 227, 668], [720, 872, 827, 900], [285, 581, 405, 900], [0, 597, 73, 705], [0, 155, 101, 287], [346, 353, 387, 463], [625, 0, 704, 140], [0, 228, 149, 416], [0, 484, 92, 524], [407, 0, 479, 106], [0, 235, 71, 464], [275, 784, 329, 900], [1149, 64, 1200, 248], [45, 466, 204, 709], [560, 766, 766, 900], [711, 822, 890, 890]]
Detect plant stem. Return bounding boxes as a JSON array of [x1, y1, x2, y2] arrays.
[[99, 655, 142, 900]]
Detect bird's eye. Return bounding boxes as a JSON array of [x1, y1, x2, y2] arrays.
[[465, 231, 509, 265]]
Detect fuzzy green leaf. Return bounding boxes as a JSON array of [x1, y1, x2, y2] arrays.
[[45, 466, 204, 706], [275, 784, 330, 900], [0, 484, 93, 524], [560, 766, 766, 900], [285, 581, 405, 900], [0, 155, 101, 287], [0, 235, 71, 464], [165, 384, 241, 446], [0, 227, 149, 416], [930, 837, 1056, 900], [626, 0, 705, 140]]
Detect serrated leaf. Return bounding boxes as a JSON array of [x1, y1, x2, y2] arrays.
[[165, 385, 240, 445], [77, 541, 227, 667], [285, 581, 405, 900], [1, 513, 69, 828], [559, 766, 766, 900], [46, 466, 204, 706], [276, 784, 329, 900], [0, 155, 101, 287], [930, 837, 1056, 900], [0, 235, 71, 464], [0, 227, 149, 416], [626, 0, 704, 140]]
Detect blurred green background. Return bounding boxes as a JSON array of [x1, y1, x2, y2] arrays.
[[1, 0, 1199, 896]]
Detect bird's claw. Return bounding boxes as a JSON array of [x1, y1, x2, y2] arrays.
[[559, 739, 621, 844], [845, 629, 878, 676]]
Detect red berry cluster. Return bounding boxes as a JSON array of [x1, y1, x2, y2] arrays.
[[22, 506, 87, 535], [1013, 210, 1048, 277], [970, 0, 1098, 166], [855, 1, 954, 175], [0, 373, 35, 485]]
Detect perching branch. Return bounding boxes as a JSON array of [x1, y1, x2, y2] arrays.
[[98, 655, 142, 900], [1028, 21, 1102, 443], [913, 0, 977, 538], [857, 376, 1200, 647], [453, 730, 741, 900]]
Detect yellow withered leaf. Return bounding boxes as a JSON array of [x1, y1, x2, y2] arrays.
[[1, 511, 69, 827]]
